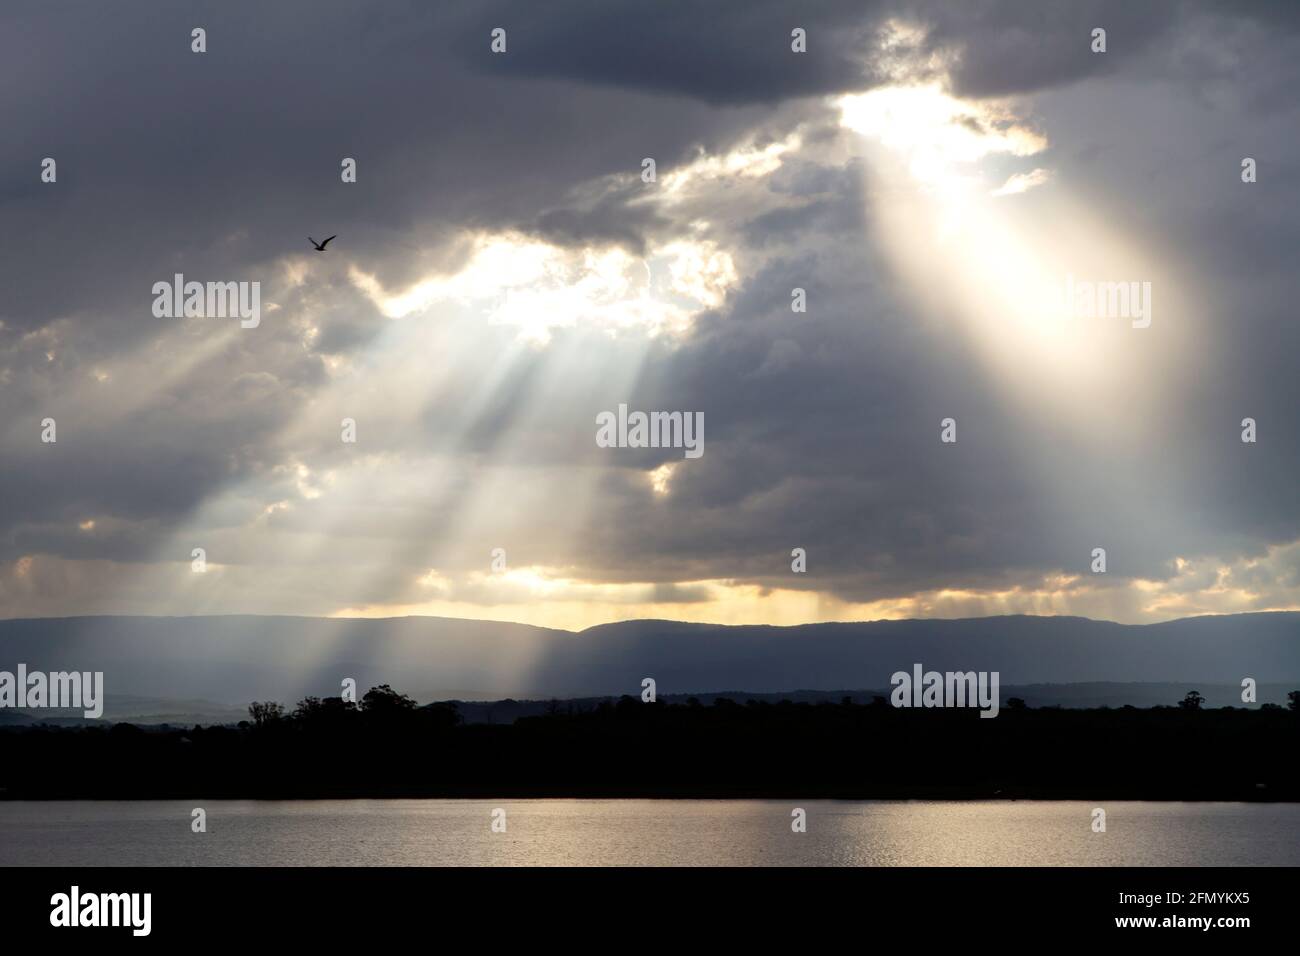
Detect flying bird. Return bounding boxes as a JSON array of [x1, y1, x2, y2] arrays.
[[308, 235, 337, 251]]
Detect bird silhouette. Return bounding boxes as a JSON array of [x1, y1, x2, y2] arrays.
[[308, 235, 337, 251]]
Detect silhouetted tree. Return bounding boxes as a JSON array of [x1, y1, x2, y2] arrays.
[[360, 684, 416, 714], [293, 695, 356, 729], [5, 690, 1300, 800], [1006, 697, 1027, 710], [248, 701, 284, 727], [1179, 690, 1205, 710], [1288, 690, 1300, 712], [423, 701, 462, 731]]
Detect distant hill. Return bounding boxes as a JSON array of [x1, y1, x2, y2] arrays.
[[0, 613, 1296, 717], [0, 695, 248, 727]]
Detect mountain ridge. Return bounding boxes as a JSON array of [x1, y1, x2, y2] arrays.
[[1, 612, 1296, 708]]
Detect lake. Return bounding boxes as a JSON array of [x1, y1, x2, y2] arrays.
[[1, 799, 1297, 866]]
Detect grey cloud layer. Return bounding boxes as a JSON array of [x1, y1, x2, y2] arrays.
[[2, 1, 1299, 618]]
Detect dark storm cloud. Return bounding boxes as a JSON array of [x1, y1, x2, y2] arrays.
[[463, 0, 1289, 105], [530, 193, 670, 256], [2, 0, 1299, 620], [914, 0, 1178, 99], [511, 0, 1300, 607], [0, 0, 773, 339], [572, 207, 1065, 598], [470, 0, 1300, 110], [468, 0, 894, 104], [0, 0, 775, 567]]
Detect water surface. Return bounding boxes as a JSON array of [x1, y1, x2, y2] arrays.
[[1, 800, 1295, 866]]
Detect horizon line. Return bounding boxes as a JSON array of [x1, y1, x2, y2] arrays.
[[3, 608, 1299, 633]]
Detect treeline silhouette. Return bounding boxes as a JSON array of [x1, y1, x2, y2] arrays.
[[2, 685, 1298, 799]]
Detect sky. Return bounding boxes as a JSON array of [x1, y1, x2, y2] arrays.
[[1, 0, 1298, 629]]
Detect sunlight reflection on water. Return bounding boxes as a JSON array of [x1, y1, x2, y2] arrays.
[[2, 799, 1296, 866]]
